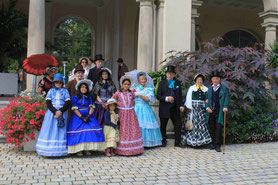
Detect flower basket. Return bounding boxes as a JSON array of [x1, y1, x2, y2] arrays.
[[0, 95, 46, 148]]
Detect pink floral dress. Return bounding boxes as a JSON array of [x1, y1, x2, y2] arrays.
[[112, 90, 144, 156]]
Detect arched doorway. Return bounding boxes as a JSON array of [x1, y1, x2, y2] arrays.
[[53, 16, 93, 75]]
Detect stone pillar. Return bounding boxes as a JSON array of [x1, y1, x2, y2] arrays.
[[136, 0, 154, 72], [191, 0, 202, 51], [155, 0, 164, 70], [26, 0, 45, 92], [259, 10, 278, 49]]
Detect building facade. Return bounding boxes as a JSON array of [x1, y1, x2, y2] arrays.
[[1, 0, 278, 90]]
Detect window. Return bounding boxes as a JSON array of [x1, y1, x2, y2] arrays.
[[220, 29, 259, 48]]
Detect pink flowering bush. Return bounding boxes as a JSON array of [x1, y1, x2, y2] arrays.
[[0, 96, 46, 146]]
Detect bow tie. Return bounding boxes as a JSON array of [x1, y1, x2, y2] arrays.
[[196, 84, 204, 91], [167, 80, 175, 89]]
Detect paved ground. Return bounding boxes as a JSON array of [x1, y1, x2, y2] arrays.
[[0, 140, 278, 185]]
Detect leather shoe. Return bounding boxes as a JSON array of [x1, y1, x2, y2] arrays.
[[174, 143, 186, 148], [210, 144, 216, 150], [161, 141, 167, 147], [215, 146, 221, 152]]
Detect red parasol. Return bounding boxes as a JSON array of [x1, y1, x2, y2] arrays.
[[22, 54, 59, 76]]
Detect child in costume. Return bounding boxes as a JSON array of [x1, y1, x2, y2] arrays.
[[112, 76, 144, 156], [103, 98, 120, 156], [67, 79, 106, 156], [36, 74, 71, 157]]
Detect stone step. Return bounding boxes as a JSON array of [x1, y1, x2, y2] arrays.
[[0, 134, 7, 143]]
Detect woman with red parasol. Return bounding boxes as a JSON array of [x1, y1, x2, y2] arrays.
[[22, 53, 59, 96], [37, 65, 58, 95]]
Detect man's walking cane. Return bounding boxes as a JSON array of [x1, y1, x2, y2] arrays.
[[223, 111, 227, 154]]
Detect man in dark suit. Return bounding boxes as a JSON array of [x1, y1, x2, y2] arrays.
[[205, 71, 229, 152], [156, 65, 185, 147], [87, 54, 104, 86]]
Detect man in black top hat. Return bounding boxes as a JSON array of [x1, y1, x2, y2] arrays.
[[205, 70, 229, 152], [88, 54, 104, 86], [156, 65, 185, 147]]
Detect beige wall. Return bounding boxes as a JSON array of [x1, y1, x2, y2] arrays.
[[118, 0, 139, 71], [198, 5, 265, 43], [164, 0, 192, 55]]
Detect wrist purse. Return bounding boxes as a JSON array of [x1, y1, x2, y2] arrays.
[[184, 113, 194, 131]]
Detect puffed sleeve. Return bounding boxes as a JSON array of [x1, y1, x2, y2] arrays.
[[71, 95, 79, 110], [185, 85, 193, 109], [46, 88, 53, 101], [112, 90, 120, 101], [45, 89, 57, 114], [89, 96, 95, 109], [146, 85, 155, 103], [64, 89, 71, 102]]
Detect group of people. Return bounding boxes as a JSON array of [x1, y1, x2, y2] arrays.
[[35, 54, 229, 158]]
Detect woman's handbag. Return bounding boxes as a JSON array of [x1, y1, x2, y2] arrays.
[[184, 113, 194, 131]]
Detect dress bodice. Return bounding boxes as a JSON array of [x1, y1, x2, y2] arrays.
[[71, 95, 93, 110], [46, 88, 70, 109], [192, 89, 206, 101], [112, 90, 135, 109], [99, 86, 112, 103], [132, 85, 155, 105]]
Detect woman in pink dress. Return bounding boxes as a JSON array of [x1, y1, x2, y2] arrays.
[[112, 76, 144, 156]]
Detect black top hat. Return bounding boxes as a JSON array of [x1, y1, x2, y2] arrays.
[[210, 70, 221, 79], [194, 73, 205, 82], [74, 64, 85, 74], [166, 65, 176, 73], [117, 58, 123, 63], [94, 54, 104, 63]]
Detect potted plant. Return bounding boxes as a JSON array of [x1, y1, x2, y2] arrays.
[[0, 94, 46, 151]]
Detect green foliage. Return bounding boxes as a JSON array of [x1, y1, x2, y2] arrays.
[[53, 17, 92, 76], [165, 37, 278, 143], [148, 68, 166, 95], [0, 0, 28, 72], [268, 41, 278, 69], [226, 98, 278, 144]]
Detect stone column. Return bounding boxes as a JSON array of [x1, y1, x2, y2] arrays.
[[191, 0, 202, 51], [136, 0, 154, 72], [26, 0, 45, 92], [155, 0, 164, 70], [259, 10, 278, 49]]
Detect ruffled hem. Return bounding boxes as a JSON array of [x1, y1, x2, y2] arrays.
[[68, 142, 106, 154], [140, 128, 162, 147], [183, 138, 212, 146], [116, 147, 144, 156]]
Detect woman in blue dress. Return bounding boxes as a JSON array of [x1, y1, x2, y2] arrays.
[[67, 79, 106, 156], [131, 72, 162, 147], [36, 74, 71, 157]]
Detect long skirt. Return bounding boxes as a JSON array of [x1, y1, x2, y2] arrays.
[[181, 101, 212, 146], [36, 110, 68, 156], [67, 108, 106, 154], [93, 103, 105, 128], [116, 108, 144, 156], [134, 102, 162, 147], [103, 126, 119, 149]]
